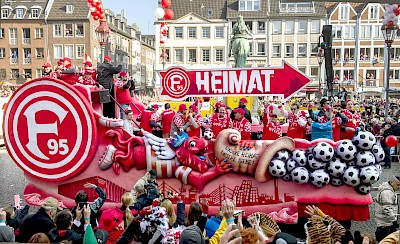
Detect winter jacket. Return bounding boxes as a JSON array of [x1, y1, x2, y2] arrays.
[[172, 201, 186, 228], [375, 182, 398, 227], [205, 216, 222, 238], [115, 80, 132, 105], [6, 205, 30, 234], [132, 194, 152, 212], [96, 63, 122, 89], [61, 67, 79, 85], [0, 225, 15, 242], [48, 227, 83, 244], [18, 207, 56, 243]]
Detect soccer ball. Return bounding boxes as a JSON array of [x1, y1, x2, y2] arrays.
[[355, 151, 376, 167], [347, 160, 356, 166], [360, 165, 380, 184], [356, 184, 371, 195], [327, 157, 347, 178], [286, 158, 298, 172], [292, 150, 307, 167], [310, 169, 330, 188], [375, 164, 382, 174], [291, 167, 309, 184], [353, 131, 376, 150], [274, 149, 291, 162], [313, 142, 334, 162], [342, 166, 360, 187], [336, 140, 357, 161], [307, 154, 326, 170], [203, 130, 213, 140], [372, 144, 385, 163], [282, 174, 292, 181], [305, 146, 315, 156], [330, 177, 344, 186], [268, 159, 287, 177]]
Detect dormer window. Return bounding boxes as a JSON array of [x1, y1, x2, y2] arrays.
[[66, 4, 74, 14], [1, 7, 11, 18], [239, 0, 260, 11], [15, 6, 27, 18], [31, 9, 39, 18]]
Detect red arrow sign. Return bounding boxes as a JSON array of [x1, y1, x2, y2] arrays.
[[158, 61, 311, 101]]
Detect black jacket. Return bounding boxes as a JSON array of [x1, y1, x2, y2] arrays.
[[132, 194, 152, 212], [381, 127, 394, 148], [6, 205, 30, 231], [230, 105, 252, 123], [18, 207, 56, 243], [48, 228, 83, 244], [96, 63, 123, 89]]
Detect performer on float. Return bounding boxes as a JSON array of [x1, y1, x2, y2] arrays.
[[78, 69, 97, 86], [60, 57, 79, 85], [309, 98, 348, 124], [230, 108, 251, 140], [83, 61, 97, 81], [279, 103, 307, 139], [211, 104, 231, 139], [137, 105, 156, 134], [114, 72, 132, 119], [332, 109, 344, 142], [150, 104, 162, 137], [170, 104, 190, 138], [230, 97, 252, 123], [340, 100, 359, 140], [54, 59, 63, 79], [123, 108, 140, 135], [161, 103, 175, 138], [263, 105, 282, 140], [42, 63, 57, 79], [186, 105, 203, 138]]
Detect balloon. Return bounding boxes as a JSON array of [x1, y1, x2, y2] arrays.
[[90, 7, 96, 12], [385, 135, 398, 147], [161, 0, 171, 8], [155, 7, 165, 19], [164, 9, 174, 20], [93, 15, 99, 20], [100, 13, 105, 19]]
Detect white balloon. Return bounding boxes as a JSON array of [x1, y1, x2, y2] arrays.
[[90, 7, 96, 12], [155, 7, 165, 19], [392, 4, 398, 10]]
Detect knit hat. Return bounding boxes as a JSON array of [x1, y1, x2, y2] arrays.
[[215, 102, 222, 108], [189, 105, 198, 112], [57, 59, 64, 66], [42, 63, 51, 68], [179, 225, 205, 244], [118, 71, 127, 78], [83, 61, 92, 67], [152, 104, 159, 109], [104, 56, 112, 61], [98, 208, 123, 232]]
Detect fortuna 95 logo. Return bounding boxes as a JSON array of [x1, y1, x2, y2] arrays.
[[4, 78, 97, 181], [162, 68, 190, 99]]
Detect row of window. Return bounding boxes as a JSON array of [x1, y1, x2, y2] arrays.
[[0, 28, 44, 42], [0, 47, 45, 60], [332, 25, 391, 40], [53, 44, 85, 59], [171, 26, 225, 39], [272, 20, 320, 34], [1, 7, 42, 19], [162, 48, 225, 63], [338, 4, 380, 21], [53, 23, 85, 38]]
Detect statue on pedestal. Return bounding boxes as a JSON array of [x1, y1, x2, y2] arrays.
[[228, 15, 253, 68]]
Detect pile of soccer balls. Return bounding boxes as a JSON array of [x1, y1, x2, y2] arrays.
[[267, 131, 384, 194]]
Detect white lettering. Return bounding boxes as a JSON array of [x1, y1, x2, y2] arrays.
[[222, 71, 229, 93], [229, 70, 247, 93], [196, 72, 210, 93], [170, 75, 182, 92], [247, 70, 263, 93], [211, 71, 222, 93], [261, 70, 274, 92]]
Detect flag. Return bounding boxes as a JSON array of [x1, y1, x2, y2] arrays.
[[84, 53, 92, 64]]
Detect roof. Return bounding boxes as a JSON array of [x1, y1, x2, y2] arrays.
[[169, 0, 227, 20], [325, 2, 338, 14], [226, 0, 269, 19], [0, 0, 48, 19], [47, 0, 89, 20]]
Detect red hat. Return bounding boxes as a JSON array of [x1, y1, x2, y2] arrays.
[[98, 208, 123, 232], [57, 59, 63, 66], [270, 114, 278, 118], [233, 108, 245, 115], [239, 98, 248, 103], [152, 104, 159, 109], [118, 71, 127, 78], [42, 63, 51, 68], [215, 102, 222, 108], [83, 61, 92, 66], [178, 104, 187, 112], [63, 57, 71, 63], [104, 56, 112, 61], [189, 105, 198, 112], [194, 99, 202, 105], [124, 107, 132, 114]]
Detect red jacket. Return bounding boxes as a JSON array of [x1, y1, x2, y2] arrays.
[[61, 67, 79, 85], [285, 110, 307, 139], [341, 109, 356, 140], [187, 113, 203, 137], [263, 121, 282, 140], [114, 80, 132, 105], [139, 110, 153, 133], [332, 116, 342, 142], [211, 113, 231, 139], [230, 117, 251, 140], [161, 109, 175, 135]]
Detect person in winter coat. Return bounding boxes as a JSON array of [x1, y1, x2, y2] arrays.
[[374, 175, 400, 242], [4, 205, 29, 237], [96, 56, 123, 118], [0, 208, 14, 242], [381, 123, 394, 169], [114, 72, 132, 119], [48, 209, 89, 244], [161, 103, 175, 138]]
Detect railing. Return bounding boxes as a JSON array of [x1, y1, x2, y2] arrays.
[[23, 58, 31, 64], [10, 58, 18, 64], [22, 38, 30, 45], [280, 3, 314, 13], [9, 38, 17, 45], [364, 79, 379, 87]]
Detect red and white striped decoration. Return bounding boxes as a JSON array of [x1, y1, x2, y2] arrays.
[[146, 146, 178, 178], [175, 166, 192, 185]]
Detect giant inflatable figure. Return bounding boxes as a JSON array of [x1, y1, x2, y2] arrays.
[[4, 78, 383, 224]]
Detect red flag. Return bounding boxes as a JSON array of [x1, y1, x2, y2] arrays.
[[84, 53, 92, 64]]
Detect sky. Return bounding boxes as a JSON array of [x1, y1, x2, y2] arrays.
[[102, 0, 158, 35]]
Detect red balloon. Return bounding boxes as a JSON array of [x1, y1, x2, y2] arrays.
[[93, 15, 99, 20], [88, 0, 93, 3], [395, 9, 400, 16], [161, 0, 171, 8], [388, 21, 394, 27], [91, 11, 97, 16], [385, 135, 398, 147], [164, 9, 174, 20], [99, 13, 105, 19]]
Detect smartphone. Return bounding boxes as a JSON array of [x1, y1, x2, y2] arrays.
[[78, 202, 88, 209]]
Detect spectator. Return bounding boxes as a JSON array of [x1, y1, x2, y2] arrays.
[[381, 123, 394, 169], [160, 199, 185, 228], [28, 233, 50, 243], [0, 208, 14, 242], [132, 182, 151, 212], [145, 169, 160, 201], [98, 208, 124, 244], [18, 197, 60, 243], [185, 202, 203, 227], [4, 204, 29, 236], [118, 192, 134, 229], [48, 209, 88, 243]]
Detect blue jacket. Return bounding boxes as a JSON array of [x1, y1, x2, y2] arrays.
[[205, 216, 222, 238]]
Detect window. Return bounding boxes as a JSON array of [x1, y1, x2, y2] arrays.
[[360, 47, 371, 61], [66, 4, 74, 13], [0, 48, 5, 59], [310, 44, 318, 56], [256, 21, 265, 33], [239, 0, 260, 11], [175, 27, 183, 38], [65, 24, 73, 37], [0, 69, 6, 79], [272, 21, 282, 34], [343, 70, 354, 84], [373, 47, 384, 61], [360, 26, 372, 39], [332, 26, 342, 39], [202, 27, 210, 38], [76, 45, 84, 58], [311, 20, 320, 33], [188, 27, 196, 38], [76, 23, 84, 37], [257, 43, 265, 55], [344, 48, 355, 61], [298, 20, 308, 34], [175, 49, 183, 62], [188, 49, 197, 62], [35, 48, 44, 59], [280, 1, 314, 13], [373, 26, 383, 39], [31, 8, 39, 18], [339, 5, 349, 20], [54, 24, 62, 37], [285, 44, 294, 57], [1, 9, 9, 18], [272, 45, 281, 57], [53, 45, 63, 59], [298, 43, 307, 57], [36, 69, 43, 78], [9, 28, 17, 45], [285, 20, 294, 34], [343, 26, 355, 39], [35, 28, 43, 39], [0, 28, 4, 39], [15, 8, 24, 18], [11, 69, 19, 79], [116, 36, 120, 49], [332, 48, 341, 61], [310, 67, 319, 76], [298, 67, 306, 74], [369, 4, 378, 20], [215, 27, 224, 38], [215, 48, 224, 62], [202, 49, 210, 62]]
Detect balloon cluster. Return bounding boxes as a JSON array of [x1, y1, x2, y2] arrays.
[[383, 4, 400, 27], [155, 0, 174, 20], [160, 21, 168, 45], [87, 0, 104, 20]]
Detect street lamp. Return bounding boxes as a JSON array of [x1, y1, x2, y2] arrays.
[[381, 24, 398, 117], [317, 48, 325, 96], [95, 19, 110, 63]]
